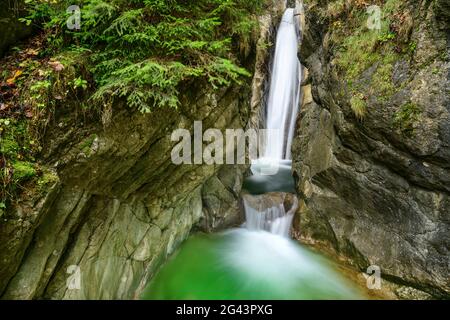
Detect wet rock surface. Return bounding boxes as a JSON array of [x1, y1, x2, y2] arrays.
[[242, 192, 298, 213], [292, 0, 449, 298]]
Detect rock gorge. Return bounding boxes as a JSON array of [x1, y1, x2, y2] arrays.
[[0, 0, 448, 299]]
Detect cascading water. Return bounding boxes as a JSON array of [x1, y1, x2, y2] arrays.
[[264, 8, 301, 160], [243, 8, 301, 237], [244, 194, 298, 237], [143, 6, 363, 300]]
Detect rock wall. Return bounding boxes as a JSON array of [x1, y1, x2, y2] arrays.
[[0, 84, 249, 299], [292, 0, 449, 298]]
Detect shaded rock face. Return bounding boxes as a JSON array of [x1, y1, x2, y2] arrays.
[[0, 0, 33, 56], [292, 1, 449, 298]]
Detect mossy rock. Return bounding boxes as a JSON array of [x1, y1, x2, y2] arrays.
[[37, 169, 59, 193], [393, 102, 421, 136]]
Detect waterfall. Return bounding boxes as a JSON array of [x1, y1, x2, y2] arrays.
[[243, 8, 301, 237], [264, 8, 301, 160], [244, 194, 298, 237]]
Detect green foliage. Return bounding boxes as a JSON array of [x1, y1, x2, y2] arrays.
[[334, 0, 403, 82], [370, 52, 397, 99], [377, 31, 396, 43], [0, 118, 40, 205], [326, 0, 346, 18], [393, 102, 421, 135], [37, 169, 59, 193], [30, 79, 52, 109], [336, 29, 380, 79], [22, 0, 264, 112], [80, 133, 98, 156], [71, 77, 88, 90], [0, 201, 5, 218], [408, 41, 417, 54]]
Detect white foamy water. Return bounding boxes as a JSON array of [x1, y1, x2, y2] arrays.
[[264, 8, 301, 160], [243, 195, 298, 237], [243, 8, 301, 237]]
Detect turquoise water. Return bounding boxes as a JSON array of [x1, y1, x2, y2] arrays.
[[142, 229, 363, 300], [243, 161, 296, 195]]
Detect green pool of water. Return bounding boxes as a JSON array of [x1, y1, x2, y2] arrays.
[[142, 229, 363, 300]]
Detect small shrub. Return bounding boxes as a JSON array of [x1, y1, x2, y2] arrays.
[[350, 94, 367, 120], [71, 77, 88, 90]]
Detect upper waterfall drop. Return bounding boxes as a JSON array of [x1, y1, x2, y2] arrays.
[[264, 8, 301, 160]]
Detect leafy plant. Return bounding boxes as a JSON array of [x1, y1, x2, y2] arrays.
[[71, 77, 88, 90], [22, 0, 264, 112]]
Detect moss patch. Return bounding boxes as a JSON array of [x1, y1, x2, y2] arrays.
[[322, 0, 412, 117], [370, 52, 398, 99], [12, 161, 36, 182], [80, 133, 98, 156], [37, 169, 59, 194], [393, 102, 421, 136], [0, 117, 40, 205]]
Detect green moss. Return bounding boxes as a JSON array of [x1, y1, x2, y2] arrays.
[[80, 133, 98, 156], [12, 161, 36, 182], [408, 41, 417, 54], [393, 102, 421, 136], [334, 0, 403, 84], [0, 118, 38, 161], [0, 138, 20, 157], [326, 0, 346, 18], [0, 202, 5, 218], [37, 169, 59, 193], [336, 30, 380, 80], [1, 117, 40, 204], [370, 52, 398, 99]]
